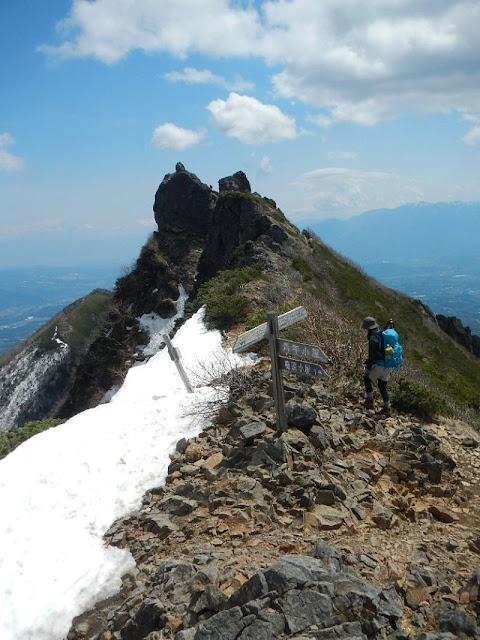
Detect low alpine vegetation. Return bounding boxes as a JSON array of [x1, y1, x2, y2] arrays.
[[195, 265, 268, 329], [0, 419, 66, 460]]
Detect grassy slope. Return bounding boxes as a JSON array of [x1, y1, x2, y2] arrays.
[[198, 196, 479, 423], [35, 289, 113, 353], [291, 230, 480, 414]]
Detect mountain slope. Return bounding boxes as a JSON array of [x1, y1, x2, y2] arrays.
[[2, 163, 480, 640], [60, 168, 480, 425], [0, 289, 111, 431]]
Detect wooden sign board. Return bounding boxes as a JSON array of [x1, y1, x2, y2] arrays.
[[278, 356, 329, 380], [277, 338, 329, 364], [233, 306, 307, 352]]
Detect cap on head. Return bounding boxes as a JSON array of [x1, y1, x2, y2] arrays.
[[362, 316, 379, 330]]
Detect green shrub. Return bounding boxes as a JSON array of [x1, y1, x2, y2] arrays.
[[0, 418, 66, 460], [292, 256, 313, 281], [392, 379, 452, 422], [245, 310, 268, 330], [196, 265, 267, 329]]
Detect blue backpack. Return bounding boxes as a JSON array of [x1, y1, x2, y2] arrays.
[[376, 327, 403, 369]]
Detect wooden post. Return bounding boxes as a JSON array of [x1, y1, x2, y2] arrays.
[[267, 313, 287, 434], [163, 334, 194, 393]]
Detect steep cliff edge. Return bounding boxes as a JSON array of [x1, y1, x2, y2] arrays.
[[0, 289, 111, 432]]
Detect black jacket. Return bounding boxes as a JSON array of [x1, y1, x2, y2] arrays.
[[366, 328, 382, 369]]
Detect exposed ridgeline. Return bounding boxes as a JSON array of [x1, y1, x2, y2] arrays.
[[436, 315, 480, 358], [2, 162, 480, 432], [56, 163, 300, 418], [0, 289, 111, 432]]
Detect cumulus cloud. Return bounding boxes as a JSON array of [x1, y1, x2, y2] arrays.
[[151, 123, 206, 151], [40, 1, 480, 130], [166, 67, 253, 92], [0, 133, 26, 171], [463, 125, 480, 145], [260, 155, 273, 174], [207, 93, 296, 144], [291, 167, 423, 219], [39, 0, 262, 63]]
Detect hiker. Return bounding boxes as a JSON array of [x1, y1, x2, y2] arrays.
[[362, 316, 392, 417]]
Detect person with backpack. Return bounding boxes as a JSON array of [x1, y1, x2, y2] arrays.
[[362, 316, 402, 417]]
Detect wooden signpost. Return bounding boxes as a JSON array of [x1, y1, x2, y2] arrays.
[[163, 333, 194, 393], [233, 307, 329, 433]]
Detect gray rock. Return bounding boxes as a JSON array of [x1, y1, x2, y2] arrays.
[[237, 612, 286, 639], [228, 571, 269, 608], [240, 421, 267, 443], [263, 556, 330, 595], [316, 490, 336, 506], [438, 607, 479, 635], [160, 496, 198, 516], [144, 514, 178, 539], [218, 171, 251, 194], [311, 541, 342, 573], [175, 629, 196, 640], [372, 508, 394, 530], [310, 425, 329, 450], [283, 589, 333, 634], [194, 607, 246, 639], [287, 403, 317, 430], [314, 621, 366, 638], [154, 163, 215, 235], [266, 224, 288, 244], [190, 586, 229, 614]]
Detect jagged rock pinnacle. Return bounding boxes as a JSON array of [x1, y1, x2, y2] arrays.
[[218, 170, 251, 194], [153, 164, 216, 236]]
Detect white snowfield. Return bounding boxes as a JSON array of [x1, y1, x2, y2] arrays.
[[0, 307, 254, 640]]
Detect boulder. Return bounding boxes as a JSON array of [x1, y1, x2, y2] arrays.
[[154, 162, 216, 236], [218, 171, 251, 194]]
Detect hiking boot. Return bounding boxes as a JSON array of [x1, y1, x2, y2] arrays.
[[364, 398, 374, 410], [382, 406, 392, 417]]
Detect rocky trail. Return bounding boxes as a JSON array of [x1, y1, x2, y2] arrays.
[[68, 366, 480, 640]]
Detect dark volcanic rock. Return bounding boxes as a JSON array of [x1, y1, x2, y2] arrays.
[[218, 171, 251, 194], [154, 162, 216, 236], [436, 314, 480, 357], [197, 181, 289, 281]]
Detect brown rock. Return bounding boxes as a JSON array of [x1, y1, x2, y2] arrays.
[[185, 443, 205, 463], [304, 504, 347, 531], [405, 586, 432, 610], [428, 505, 458, 523]]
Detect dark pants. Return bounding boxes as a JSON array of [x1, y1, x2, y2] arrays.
[[364, 371, 390, 403]]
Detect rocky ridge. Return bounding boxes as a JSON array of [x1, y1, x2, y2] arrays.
[[68, 368, 480, 640], [436, 316, 480, 359]]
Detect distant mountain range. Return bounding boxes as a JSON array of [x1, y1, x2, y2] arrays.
[[309, 201, 480, 332]]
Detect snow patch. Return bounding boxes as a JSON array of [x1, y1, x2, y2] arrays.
[[0, 307, 254, 640]]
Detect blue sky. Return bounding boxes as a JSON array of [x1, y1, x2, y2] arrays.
[[2, 0, 480, 266]]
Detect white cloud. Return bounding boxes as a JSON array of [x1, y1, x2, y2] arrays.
[[463, 125, 480, 145], [290, 167, 424, 219], [166, 67, 254, 92], [260, 155, 273, 174], [151, 123, 206, 151], [0, 219, 66, 239], [39, 0, 262, 63], [207, 93, 296, 144], [0, 133, 26, 171], [40, 1, 480, 128]]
